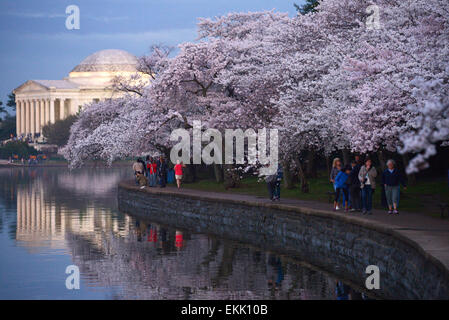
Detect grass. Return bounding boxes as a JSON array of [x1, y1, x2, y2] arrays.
[[182, 171, 449, 218]]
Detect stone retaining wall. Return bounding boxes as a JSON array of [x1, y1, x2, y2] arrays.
[[118, 184, 449, 299]]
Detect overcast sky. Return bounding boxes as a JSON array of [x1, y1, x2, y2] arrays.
[[0, 0, 301, 115]]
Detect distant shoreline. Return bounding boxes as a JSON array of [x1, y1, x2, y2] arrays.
[[0, 160, 133, 168]]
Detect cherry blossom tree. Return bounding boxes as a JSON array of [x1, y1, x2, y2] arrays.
[[342, 0, 448, 158], [112, 44, 172, 96], [62, 0, 449, 177], [63, 40, 236, 169], [400, 76, 449, 173]]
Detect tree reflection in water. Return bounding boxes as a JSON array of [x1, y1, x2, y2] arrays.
[[0, 166, 366, 300]]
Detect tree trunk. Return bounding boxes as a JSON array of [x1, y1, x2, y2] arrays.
[[283, 159, 294, 189], [214, 164, 224, 183], [220, 138, 227, 183], [305, 150, 317, 178], [342, 149, 350, 166], [401, 153, 417, 186], [325, 155, 331, 180], [185, 164, 196, 183], [377, 150, 386, 171], [223, 164, 238, 189], [294, 155, 309, 193]]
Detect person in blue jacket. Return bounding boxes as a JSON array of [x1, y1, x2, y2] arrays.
[[334, 165, 352, 212], [336, 281, 351, 300]]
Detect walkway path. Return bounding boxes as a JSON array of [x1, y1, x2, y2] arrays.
[[121, 181, 449, 273]]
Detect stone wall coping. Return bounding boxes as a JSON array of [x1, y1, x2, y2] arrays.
[[119, 181, 449, 281]]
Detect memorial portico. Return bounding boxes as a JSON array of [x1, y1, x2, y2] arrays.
[[13, 49, 145, 138]]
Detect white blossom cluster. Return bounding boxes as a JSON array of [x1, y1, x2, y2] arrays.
[[62, 0, 448, 173]]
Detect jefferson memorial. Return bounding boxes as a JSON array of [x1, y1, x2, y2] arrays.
[[13, 49, 140, 137]]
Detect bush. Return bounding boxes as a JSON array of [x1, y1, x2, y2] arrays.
[[0, 141, 38, 159], [0, 116, 16, 140], [42, 115, 78, 147]]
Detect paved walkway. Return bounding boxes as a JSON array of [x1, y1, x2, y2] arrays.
[[122, 181, 449, 272]]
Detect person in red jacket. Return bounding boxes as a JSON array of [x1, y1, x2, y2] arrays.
[[148, 158, 158, 187], [174, 160, 186, 189]]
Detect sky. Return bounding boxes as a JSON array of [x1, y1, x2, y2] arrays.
[[0, 0, 302, 116]]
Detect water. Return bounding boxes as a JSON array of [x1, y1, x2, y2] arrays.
[[0, 166, 360, 300]]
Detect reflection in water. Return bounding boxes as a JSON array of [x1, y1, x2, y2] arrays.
[[16, 186, 65, 250], [0, 167, 364, 300]]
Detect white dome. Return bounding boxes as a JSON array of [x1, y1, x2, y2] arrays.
[[71, 49, 138, 72]]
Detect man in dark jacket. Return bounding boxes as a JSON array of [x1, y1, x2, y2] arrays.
[[382, 159, 407, 214], [157, 156, 168, 188], [349, 159, 362, 211]]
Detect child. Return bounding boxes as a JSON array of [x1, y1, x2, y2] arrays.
[[334, 165, 352, 212]]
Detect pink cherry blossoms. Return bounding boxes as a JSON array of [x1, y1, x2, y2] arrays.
[[62, 0, 449, 173]]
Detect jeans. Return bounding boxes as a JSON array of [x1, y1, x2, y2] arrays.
[[349, 185, 362, 210], [335, 187, 349, 206], [334, 184, 348, 204], [159, 174, 167, 187], [149, 173, 157, 187], [274, 182, 281, 199], [361, 185, 373, 212], [267, 182, 276, 200], [385, 185, 400, 207]]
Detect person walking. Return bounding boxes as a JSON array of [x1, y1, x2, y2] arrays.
[[330, 158, 343, 209], [334, 165, 351, 212], [273, 165, 283, 201], [136, 171, 148, 188], [358, 158, 377, 215], [330, 158, 342, 185], [335, 281, 351, 300], [147, 158, 157, 187], [145, 156, 152, 184], [133, 158, 146, 187], [265, 172, 277, 201], [157, 156, 168, 188], [382, 159, 407, 214], [174, 160, 186, 189], [167, 165, 175, 184], [133, 158, 145, 186], [349, 159, 362, 212]]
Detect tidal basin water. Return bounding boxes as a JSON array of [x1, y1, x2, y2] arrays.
[[0, 166, 364, 300]]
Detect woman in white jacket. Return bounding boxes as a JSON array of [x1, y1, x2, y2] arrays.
[[358, 158, 377, 215]]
